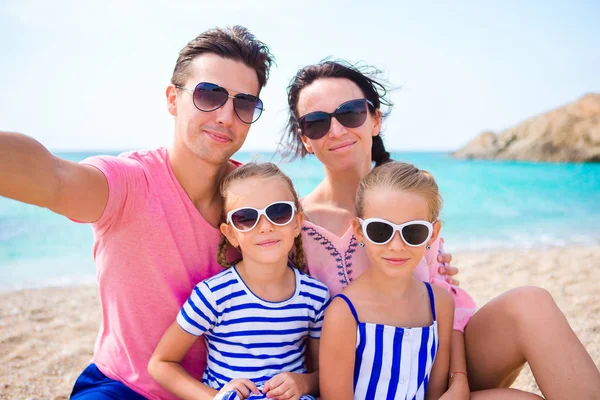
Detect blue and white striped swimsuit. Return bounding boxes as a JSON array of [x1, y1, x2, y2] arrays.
[[337, 282, 439, 400]]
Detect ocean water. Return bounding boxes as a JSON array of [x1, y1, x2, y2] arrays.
[[1, 150, 599, 291]]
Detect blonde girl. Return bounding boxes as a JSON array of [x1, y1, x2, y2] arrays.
[[320, 162, 454, 400]]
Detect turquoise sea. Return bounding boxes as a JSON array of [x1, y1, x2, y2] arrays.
[[1, 151, 599, 291]]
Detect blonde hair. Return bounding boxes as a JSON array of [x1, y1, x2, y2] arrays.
[[216, 162, 306, 271], [356, 161, 443, 221]]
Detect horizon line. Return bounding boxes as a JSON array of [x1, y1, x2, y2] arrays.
[[49, 147, 457, 154]]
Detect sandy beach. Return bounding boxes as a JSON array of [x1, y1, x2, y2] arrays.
[[1, 245, 599, 399]]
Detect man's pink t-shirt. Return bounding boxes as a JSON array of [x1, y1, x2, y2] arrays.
[[82, 147, 226, 400]]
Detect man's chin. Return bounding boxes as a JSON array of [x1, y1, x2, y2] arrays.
[[191, 142, 240, 165]]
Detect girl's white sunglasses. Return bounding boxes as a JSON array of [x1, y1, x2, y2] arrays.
[[358, 218, 434, 247], [226, 201, 296, 232]]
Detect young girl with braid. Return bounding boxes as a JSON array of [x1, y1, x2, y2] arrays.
[[148, 163, 329, 400]]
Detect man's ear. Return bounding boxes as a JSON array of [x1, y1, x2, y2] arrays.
[[166, 84, 178, 117]]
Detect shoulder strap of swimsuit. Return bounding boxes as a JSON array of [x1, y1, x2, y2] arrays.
[[334, 294, 360, 324], [424, 282, 437, 322]]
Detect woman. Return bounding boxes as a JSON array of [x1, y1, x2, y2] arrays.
[[280, 60, 600, 398]]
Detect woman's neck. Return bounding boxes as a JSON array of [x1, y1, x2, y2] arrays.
[[317, 160, 372, 211]]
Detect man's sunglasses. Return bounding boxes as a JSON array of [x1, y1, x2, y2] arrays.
[[226, 201, 296, 232], [297, 98, 374, 140], [358, 218, 434, 247], [175, 82, 264, 124]]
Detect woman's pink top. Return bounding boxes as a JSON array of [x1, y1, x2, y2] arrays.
[[301, 220, 476, 332]]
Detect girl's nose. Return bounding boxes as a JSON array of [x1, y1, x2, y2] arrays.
[[256, 215, 275, 232], [387, 231, 406, 251]]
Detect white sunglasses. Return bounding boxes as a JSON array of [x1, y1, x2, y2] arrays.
[[358, 218, 434, 247], [226, 201, 297, 232]]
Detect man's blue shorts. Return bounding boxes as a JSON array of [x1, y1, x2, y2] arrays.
[[70, 363, 147, 399]]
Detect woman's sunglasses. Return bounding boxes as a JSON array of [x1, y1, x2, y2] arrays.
[[358, 218, 434, 247], [297, 98, 375, 140], [227, 201, 296, 232], [175, 82, 264, 124]]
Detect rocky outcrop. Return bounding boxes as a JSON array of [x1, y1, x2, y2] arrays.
[[453, 94, 600, 162]]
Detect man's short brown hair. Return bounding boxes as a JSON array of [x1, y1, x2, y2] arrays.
[[171, 25, 275, 92]]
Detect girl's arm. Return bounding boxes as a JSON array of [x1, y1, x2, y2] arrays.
[[319, 297, 357, 400], [426, 286, 455, 400], [148, 321, 219, 400], [262, 337, 320, 398], [443, 331, 470, 398], [149, 322, 260, 400]]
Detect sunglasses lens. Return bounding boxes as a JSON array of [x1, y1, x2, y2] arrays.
[[402, 224, 431, 246], [233, 94, 263, 124], [230, 208, 259, 231], [365, 221, 394, 244], [335, 99, 368, 128], [265, 202, 294, 225], [299, 112, 331, 140], [193, 83, 228, 111]]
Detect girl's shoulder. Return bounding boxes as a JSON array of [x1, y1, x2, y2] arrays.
[[429, 283, 455, 320], [297, 269, 330, 304], [298, 269, 329, 290], [200, 267, 238, 291], [326, 279, 368, 318]]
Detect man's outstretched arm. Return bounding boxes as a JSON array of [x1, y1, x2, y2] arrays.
[[0, 131, 108, 223]]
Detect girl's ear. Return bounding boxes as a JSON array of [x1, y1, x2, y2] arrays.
[[220, 222, 240, 249], [428, 220, 442, 247], [293, 211, 305, 237], [352, 218, 364, 242]]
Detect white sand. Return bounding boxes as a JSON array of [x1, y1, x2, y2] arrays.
[[1, 245, 599, 399]]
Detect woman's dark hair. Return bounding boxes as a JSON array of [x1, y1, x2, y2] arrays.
[[281, 60, 394, 166]]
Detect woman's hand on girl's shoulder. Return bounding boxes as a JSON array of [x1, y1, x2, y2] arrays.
[[436, 237, 460, 286]]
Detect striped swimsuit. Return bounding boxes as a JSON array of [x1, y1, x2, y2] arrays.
[[337, 282, 439, 399], [177, 265, 330, 400]]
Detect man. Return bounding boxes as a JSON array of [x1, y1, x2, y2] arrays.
[[0, 26, 273, 399]]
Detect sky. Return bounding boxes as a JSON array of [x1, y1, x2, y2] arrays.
[[1, 0, 599, 152]]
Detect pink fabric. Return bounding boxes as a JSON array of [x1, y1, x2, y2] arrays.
[[423, 238, 477, 332], [81, 148, 226, 400], [301, 221, 476, 332]]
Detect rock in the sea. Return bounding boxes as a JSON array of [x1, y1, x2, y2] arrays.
[[453, 93, 600, 162]]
